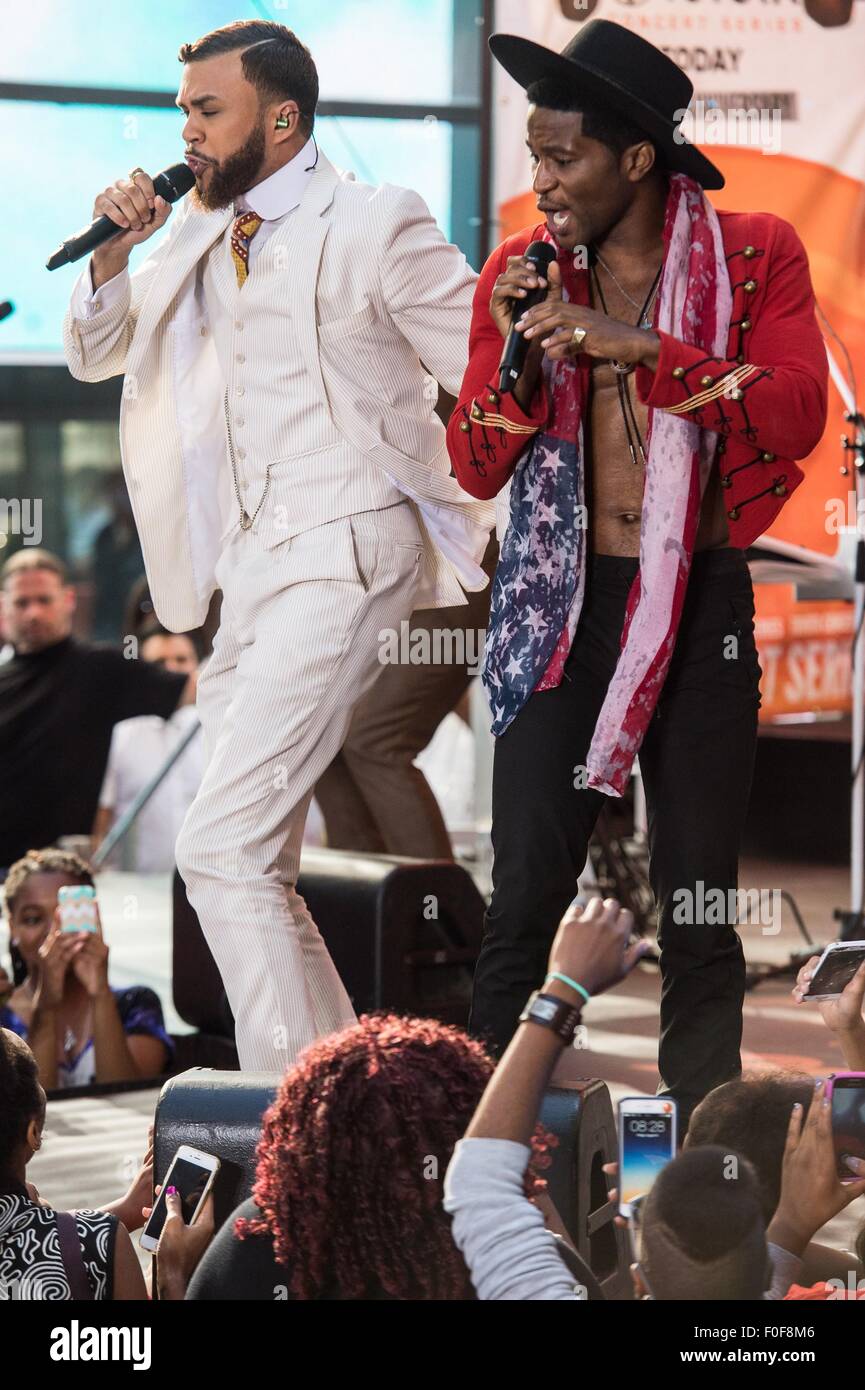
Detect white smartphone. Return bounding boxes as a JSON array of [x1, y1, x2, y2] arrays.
[[139, 1144, 220, 1252], [801, 940, 865, 1000], [618, 1096, 677, 1218]]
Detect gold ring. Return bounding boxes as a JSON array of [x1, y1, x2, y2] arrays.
[[570, 326, 588, 352], [128, 167, 147, 183]]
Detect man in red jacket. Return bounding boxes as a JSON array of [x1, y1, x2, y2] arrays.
[[448, 22, 828, 1126]]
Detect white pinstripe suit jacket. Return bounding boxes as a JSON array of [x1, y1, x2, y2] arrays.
[[62, 152, 494, 632]]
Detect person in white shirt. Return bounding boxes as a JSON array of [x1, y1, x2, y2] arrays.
[[62, 20, 490, 1071], [95, 627, 204, 873]]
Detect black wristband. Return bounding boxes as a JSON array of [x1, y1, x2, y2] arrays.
[[518, 990, 582, 1045]]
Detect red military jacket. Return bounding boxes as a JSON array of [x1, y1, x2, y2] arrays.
[[446, 211, 828, 549]]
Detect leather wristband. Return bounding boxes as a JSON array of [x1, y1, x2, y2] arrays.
[[518, 990, 582, 1045]]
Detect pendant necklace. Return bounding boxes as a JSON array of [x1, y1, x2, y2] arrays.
[[591, 260, 663, 467]]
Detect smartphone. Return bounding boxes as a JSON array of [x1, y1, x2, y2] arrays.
[[618, 1097, 677, 1218], [139, 1145, 220, 1252], [801, 940, 865, 1000], [826, 1073, 865, 1183], [57, 884, 98, 934]]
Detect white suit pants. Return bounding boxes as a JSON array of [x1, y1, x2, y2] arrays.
[[175, 500, 425, 1070]]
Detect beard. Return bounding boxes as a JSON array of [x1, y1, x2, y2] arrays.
[[190, 117, 268, 211]]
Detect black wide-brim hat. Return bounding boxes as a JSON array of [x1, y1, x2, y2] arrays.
[[490, 19, 724, 191]]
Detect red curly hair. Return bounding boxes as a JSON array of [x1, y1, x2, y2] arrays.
[[235, 1013, 547, 1300]]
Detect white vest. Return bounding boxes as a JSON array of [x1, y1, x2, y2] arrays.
[[203, 215, 401, 546]]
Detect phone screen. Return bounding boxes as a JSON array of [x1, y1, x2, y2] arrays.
[[142, 1155, 212, 1243], [808, 946, 865, 997], [620, 1105, 676, 1208], [831, 1080, 865, 1181]]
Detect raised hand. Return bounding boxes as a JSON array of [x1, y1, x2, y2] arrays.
[[793, 955, 865, 1035], [517, 276, 660, 368], [89, 168, 173, 288], [768, 1079, 865, 1257], [34, 920, 79, 1010], [547, 896, 650, 1001]]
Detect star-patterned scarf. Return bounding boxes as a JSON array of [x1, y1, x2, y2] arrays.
[[482, 174, 733, 797]]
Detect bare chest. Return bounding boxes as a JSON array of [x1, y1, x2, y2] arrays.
[[583, 276, 728, 555]]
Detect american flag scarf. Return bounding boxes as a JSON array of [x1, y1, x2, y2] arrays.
[[483, 174, 733, 797]]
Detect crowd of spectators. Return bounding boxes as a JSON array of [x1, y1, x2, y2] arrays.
[[2, 896, 864, 1302]]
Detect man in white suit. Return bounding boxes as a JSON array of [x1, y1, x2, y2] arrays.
[[63, 19, 492, 1070]]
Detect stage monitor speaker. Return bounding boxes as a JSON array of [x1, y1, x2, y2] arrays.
[[172, 848, 485, 1042], [155, 1068, 625, 1299], [539, 1078, 633, 1301], [154, 1067, 277, 1229]]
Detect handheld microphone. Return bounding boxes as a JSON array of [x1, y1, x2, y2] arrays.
[[46, 163, 196, 271], [498, 240, 557, 395]]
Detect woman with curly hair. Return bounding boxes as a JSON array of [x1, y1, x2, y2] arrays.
[[164, 1013, 507, 1300]]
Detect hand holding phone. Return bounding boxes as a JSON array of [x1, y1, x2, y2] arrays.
[[548, 896, 649, 1002], [617, 1097, 677, 1217], [794, 952, 865, 1042], [798, 941, 865, 1001], [35, 927, 81, 1009], [67, 918, 110, 999], [154, 1186, 217, 1300], [769, 1080, 865, 1255], [826, 1073, 865, 1183], [139, 1145, 219, 1252]]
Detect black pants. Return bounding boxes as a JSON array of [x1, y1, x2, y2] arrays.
[[471, 546, 761, 1123]]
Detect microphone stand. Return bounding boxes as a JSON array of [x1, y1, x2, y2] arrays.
[[835, 406, 865, 940], [746, 374, 865, 989]]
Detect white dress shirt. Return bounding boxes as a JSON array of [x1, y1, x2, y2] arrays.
[[74, 137, 319, 315], [99, 704, 205, 873], [233, 135, 318, 265]]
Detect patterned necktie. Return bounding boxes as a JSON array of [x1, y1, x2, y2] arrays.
[[230, 209, 263, 287]]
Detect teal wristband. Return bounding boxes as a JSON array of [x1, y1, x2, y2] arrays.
[[546, 971, 590, 1005]]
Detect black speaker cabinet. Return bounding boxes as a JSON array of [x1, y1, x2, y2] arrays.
[[154, 1068, 278, 1230], [540, 1078, 633, 1301], [172, 848, 486, 1046]]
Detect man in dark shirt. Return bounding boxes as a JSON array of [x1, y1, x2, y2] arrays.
[[0, 548, 194, 869]]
